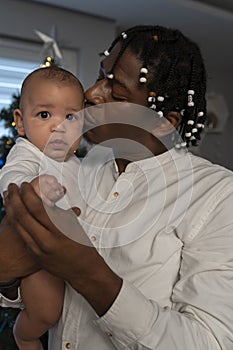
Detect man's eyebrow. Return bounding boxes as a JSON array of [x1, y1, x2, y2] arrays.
[[100, 61, 130, 93]]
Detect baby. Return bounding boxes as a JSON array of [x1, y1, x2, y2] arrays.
[[0, 66, 85, 350]]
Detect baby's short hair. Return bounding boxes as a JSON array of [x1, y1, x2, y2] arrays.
[[20, 66, 83, 109]]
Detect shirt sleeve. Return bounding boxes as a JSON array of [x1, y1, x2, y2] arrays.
[[0, 288, 23, 309], [96, 185, 233, 350], [0, 140, 40, 195]]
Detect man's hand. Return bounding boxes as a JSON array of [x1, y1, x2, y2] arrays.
[[5, 183, 122, 316], [0, 214, 39, 283]]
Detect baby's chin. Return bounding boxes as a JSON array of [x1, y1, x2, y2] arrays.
[[42, 141, 80, 161], [43, 149, 70, 162]]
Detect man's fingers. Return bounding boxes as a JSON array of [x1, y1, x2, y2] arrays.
[[20, 182, 64, 234], [6, 183, 91, 252], [72, 207, 81, 216], [5, 183, 56, 251], [6, 183, 84, 247], [4, 185, 41, 255], [18, 183, 78, 237], [20, 182, 51, 222]]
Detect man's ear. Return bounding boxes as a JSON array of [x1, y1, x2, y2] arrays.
[[151, 111, 182, 138], [14, 109, 26, 136]]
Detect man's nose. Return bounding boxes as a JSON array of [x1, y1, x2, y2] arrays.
[[85, 79, 109, 105]]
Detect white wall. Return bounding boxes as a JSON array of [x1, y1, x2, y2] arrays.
[[0, 0, 116, 89], [176, 2, 233, 170], [197, 71, 233, 170]]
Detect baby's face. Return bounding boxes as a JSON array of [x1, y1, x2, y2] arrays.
[[16, 76, 84, 161]]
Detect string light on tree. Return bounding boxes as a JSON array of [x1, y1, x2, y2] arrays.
[[40, 56, 56, 68]]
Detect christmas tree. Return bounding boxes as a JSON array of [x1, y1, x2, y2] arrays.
[[0, 93, 20, 166], [0, 93, 20, 219]]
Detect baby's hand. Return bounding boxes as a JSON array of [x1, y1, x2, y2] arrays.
[[31, 175, 65, 207]]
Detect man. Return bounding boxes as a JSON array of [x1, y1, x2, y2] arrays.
[[1, 25, 233, 349]]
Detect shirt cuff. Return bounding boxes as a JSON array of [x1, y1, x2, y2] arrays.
[[95, 279, 159, 348], [0, 288, 23, 308]]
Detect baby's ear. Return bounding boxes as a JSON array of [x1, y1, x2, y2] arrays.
[[151, 111, 182, 137], [14, 109, 26, 136]]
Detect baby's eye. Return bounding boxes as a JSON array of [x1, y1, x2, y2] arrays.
[[66, 114, 76, 121], [39, 111, 51, 119]]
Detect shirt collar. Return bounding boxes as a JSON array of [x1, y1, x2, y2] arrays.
[[113, 147, 188, 174]]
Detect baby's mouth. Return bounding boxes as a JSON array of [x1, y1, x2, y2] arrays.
[[49, 139, 67, 149]]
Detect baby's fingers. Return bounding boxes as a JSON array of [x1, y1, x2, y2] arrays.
[[43, 186, 65, 205]]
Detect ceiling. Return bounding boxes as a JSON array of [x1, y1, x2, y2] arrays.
[[28, 0, 233, 74], [29, 0, 233, 70], [29, 0, 233, 29]]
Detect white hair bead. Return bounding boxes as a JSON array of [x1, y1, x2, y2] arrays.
[[157, 96, 164, 102], [148, 96, 156, 102], [140, 67, 148, 74], [188, 101, 194, 107], [197, 123, 205, 128], [187, 120, 195, 125], [139, 77, 147, 83], [150, 104, 157, 110], [192, 128, 198, 133], [185, 132, 192, 138], [157, 111, 163, 118], [107, 73, 114, 79], [198, 111, 204, 117], [188, 90, 195, 95], [121, 32, 127, 39], [104, 50, 110, 56], [181, 142, 187, 147]]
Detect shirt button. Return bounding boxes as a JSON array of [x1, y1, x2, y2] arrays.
[[113, 191, 119, 198], [105, 331, 113, 337], [65, 343, 71, 349], [90, 235, 96, 242]]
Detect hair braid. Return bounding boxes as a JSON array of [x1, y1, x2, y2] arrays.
[[102, 25, 207, 148]]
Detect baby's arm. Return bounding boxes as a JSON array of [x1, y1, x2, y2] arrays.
[[31, 175, 65, 207]]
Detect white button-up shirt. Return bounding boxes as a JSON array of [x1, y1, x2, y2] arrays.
[[49, 146, 233, 349], [2, 146, 233, 349]]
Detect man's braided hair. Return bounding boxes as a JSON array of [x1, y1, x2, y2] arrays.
[[102, 25, 207, 148]]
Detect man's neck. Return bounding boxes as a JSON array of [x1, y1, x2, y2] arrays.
[[115, 158, 131, 174]]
